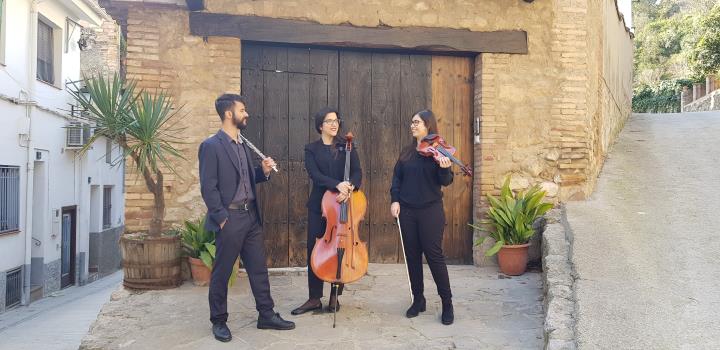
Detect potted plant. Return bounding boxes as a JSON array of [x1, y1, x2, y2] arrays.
[[69, 74, 186, 289], [470, 177, 553, 276], [179, 218, 215, 286], [179, 217, 240, 287]]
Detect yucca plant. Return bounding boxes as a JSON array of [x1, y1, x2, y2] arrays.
[[68, 74, 185, 236], [470, 177, 553, 257]]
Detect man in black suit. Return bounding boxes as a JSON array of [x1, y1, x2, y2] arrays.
[[199, 94, 295, 343]]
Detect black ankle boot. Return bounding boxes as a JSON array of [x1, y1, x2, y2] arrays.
[[405, 296, 426, 318], [441, 299, 454, 325]]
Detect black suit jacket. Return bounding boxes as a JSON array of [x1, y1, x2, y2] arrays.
[[198, 130, 269, 232], [304, 139, 362, 214]]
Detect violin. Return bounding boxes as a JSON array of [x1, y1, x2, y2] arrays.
[[417, 134, 473, 177], [310, 132, 368, 327]]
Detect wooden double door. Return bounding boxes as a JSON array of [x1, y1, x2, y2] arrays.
[[240, 43, 474, 267]]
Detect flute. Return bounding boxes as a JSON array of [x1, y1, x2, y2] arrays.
[[239, 134, 279, 172]]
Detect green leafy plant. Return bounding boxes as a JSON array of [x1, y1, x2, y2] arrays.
[[470, 177, 553, 257], [690, 4, 720, 77], [178, 218, 238, 287], [68, 74, 186, 236], [179, 218, 216, 267]]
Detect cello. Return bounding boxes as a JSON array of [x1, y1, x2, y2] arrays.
[[310, 132, 368, 327]]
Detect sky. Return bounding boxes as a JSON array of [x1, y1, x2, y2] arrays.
[[618, 0, 634, 30]]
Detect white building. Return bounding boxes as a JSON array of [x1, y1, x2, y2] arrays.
[[0, 0, 124, 312]]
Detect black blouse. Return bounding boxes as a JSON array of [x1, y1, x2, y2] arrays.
[[390, 150, 454, 209], [304, 140, 362, 213]]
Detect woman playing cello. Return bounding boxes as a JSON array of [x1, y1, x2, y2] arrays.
[[291, 107, 362, 315]]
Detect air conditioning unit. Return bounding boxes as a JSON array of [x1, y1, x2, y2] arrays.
[[66, 122, 92, 149]]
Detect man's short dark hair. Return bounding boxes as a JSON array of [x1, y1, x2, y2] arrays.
[[215, 94, 246, 121]]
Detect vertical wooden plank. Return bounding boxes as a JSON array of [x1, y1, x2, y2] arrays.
[[398, 54, 432, 263], [241, 45, 264, 147], [287, 47, 310, 73], [242, 43, 262, 70], [431, 56, 457, 263], [327, 50, 339, 109], [288, 71, 311, 267], [431, 55, 474, 264], [261, 66, 290, 268], [451, 57, 474, 264], [369, 53, 403, 263], [338, 51, 372, 248]]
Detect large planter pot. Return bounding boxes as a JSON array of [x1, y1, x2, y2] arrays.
[[188, 257, 211, 286], [120, 234, 182, 290], [497, 243, 530, 276]]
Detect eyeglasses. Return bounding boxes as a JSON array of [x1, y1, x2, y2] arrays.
[[323, 119, 342, 125], [410, 120, 423, 126]]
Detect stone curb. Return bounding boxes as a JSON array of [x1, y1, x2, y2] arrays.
[[542, 207, 578, 350]]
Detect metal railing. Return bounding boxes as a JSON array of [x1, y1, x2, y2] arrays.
[[5, 267, 22, 308]]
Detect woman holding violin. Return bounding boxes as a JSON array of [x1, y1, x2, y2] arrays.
[[291, 107, 362, 316], [390, 109, 455, 325]]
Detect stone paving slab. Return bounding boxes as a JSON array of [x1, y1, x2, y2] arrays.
[[80, 264, 543, 350]]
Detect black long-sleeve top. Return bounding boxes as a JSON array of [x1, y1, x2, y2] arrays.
[[390, 150, 454, 209], [304, 139, 362, 213]]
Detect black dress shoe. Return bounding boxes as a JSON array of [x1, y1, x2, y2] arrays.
[[441, 300, 454, 325], [405, 296, 426, 318], [257, 313, 296, 330], [291, 299, 322, 315], [325, 296, 341, 312], [212, 323, 232, 342]]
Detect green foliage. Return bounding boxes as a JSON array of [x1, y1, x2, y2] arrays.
[[469, 177, 553, 257], [632, 0, 719, 113], [68, 74, 186, 236], [690, 4, 720, 76], [178, 218, 238, 287], [632, 79, 694, 113], [179, 218, 215, 262]]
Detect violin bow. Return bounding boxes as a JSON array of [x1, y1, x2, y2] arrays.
[[396, 216, 414, 303], [239, 134, 278, 172]]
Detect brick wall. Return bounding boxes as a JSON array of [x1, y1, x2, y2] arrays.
[[122, 5, 240, 232], [80, 19, 120, 77]]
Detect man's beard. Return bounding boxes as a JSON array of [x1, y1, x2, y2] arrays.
[[232, 112, 248, 130]]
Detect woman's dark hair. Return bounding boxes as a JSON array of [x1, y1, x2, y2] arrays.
[[313, 107, 345, 158], [399, 109, 439, 161]]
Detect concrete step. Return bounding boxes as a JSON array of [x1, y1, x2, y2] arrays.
[[29, 285, 44, 302]]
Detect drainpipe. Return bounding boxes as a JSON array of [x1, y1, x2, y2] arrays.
[[21, 0, 40, 305]]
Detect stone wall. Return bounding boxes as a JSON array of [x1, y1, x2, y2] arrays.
[[89, 226, 124, 278], [111, 0, 633, 237], [585, 0, 633, 198], [80, 19, 121, 77], [684, 89, 720, 112]]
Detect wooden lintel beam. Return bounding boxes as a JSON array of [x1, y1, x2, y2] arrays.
[[189, 12, 528, 55]]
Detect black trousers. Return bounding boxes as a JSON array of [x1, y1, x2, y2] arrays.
[[307, 211, 343, 299], [209, 208, 274, 324], [399, 201, 452, 301]]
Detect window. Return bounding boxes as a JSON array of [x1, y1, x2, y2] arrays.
[[102, 186, 112, 229], [0, 166, 20, 234], [37, 19, 54, 84], [105, 138, 112, 164]]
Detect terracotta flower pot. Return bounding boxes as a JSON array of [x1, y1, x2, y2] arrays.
[[188, 257, 212, 286], [497, 243, 530, 276]]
